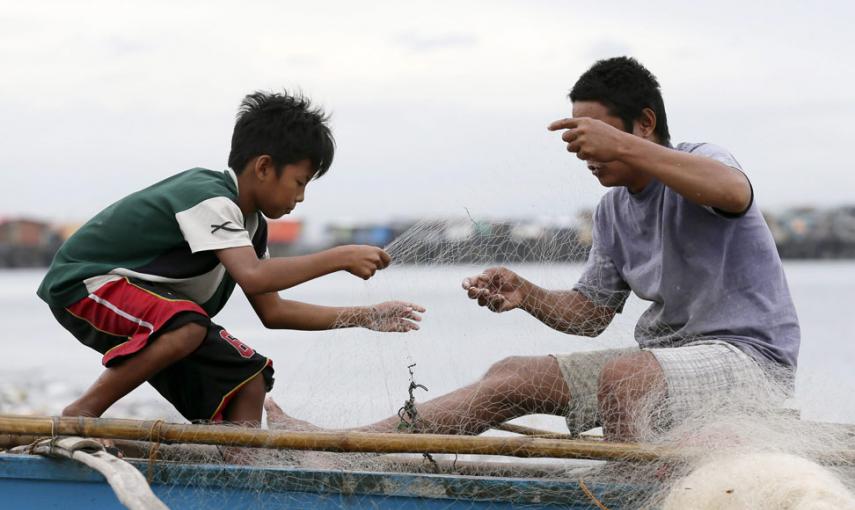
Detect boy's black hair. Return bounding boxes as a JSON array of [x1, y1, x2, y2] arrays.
[[228, 91, 335, 178], [570, 57, 670, 146]]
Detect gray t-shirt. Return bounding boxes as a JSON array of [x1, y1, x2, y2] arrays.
[[574, 142, 800, 368]]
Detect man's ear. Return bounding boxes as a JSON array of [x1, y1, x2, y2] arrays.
[[635, 108, 657, 140]]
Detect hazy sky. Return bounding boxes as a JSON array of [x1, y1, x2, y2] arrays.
[[2, 0, 854, 225]]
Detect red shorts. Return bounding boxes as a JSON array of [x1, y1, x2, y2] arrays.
[[52, 277, 274, 422]]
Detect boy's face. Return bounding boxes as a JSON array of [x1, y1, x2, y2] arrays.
[[256, 158, 315, 219], [571, 100, 648, 190]]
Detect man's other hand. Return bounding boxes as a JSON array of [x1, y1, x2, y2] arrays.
[[462, 267, 528, 313]]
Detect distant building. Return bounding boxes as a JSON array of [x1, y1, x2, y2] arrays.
[[0, 218, 61, 267]]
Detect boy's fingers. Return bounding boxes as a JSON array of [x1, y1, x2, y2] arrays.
[[406, 303, 426, 313], [378, 249, 392, 267], [548, 118, 578, 131]]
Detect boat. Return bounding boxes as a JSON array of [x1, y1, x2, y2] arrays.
[[0, 451, 642, 509], [0, 415, 649, 509]]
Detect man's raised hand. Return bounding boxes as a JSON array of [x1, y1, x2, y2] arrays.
[[337, 245, 392, 279], [548, 117, 628, 162], [461, 267, 529, 313]]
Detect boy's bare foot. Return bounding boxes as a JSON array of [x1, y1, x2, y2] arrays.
[[264, 397, 322, 431]]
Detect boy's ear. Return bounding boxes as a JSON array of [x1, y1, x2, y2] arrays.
[[253, 155, 276, 181], [635, 108, 657, 140]]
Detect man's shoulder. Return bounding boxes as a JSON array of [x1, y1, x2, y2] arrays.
[[674, 142, 742, 170]]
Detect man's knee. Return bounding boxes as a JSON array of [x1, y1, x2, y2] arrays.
[[598, 352, 662, 393], [597, 352, 665, 436], [484, 356, 533, 380], [154, 321, 207, 360], [483, 356, 569, 412]]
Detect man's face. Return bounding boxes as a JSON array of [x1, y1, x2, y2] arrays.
[[571, 100, 642, 190], [258, 158, 314, 219]]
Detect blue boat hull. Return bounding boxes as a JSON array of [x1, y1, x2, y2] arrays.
[[0, 453, 637, 509]]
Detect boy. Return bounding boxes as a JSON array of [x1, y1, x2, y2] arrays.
[[268, 57, 799, 440], [37, 91, 424, 430]]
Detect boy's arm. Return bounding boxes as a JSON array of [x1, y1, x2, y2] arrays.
[[216, 244, 391, 296], [548, 118, 752, 214], [463, 267, 616, 337], [247, 291, 424, 332]]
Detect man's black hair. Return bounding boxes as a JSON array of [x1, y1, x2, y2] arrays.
[[570, 57, 670, 146], [228, 90, 335, 178]]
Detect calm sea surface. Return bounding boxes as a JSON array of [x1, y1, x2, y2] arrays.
[[1, 262, 853, 430]]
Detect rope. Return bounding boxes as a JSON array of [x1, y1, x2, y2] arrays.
[[146, 419, 165, 483], [579, 478, 610, 510], [24, 415, 61, 456]]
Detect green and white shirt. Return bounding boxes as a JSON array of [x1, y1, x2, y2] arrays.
[[38, 168, 268, 316]]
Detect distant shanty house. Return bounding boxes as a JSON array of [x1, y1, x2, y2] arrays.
[[0, 218, 62, 267], [266, 220, 302, 256]]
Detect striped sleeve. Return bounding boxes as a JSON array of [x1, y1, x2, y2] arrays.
[[174, 196, 253, 253]]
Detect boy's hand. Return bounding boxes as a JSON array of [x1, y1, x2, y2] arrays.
[[337, 245, 392, 279], [360, 301, 425, 332], [547, 117, 630, 163], [462, 267, 528, 313]]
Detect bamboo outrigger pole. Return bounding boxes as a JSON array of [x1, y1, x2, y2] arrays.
[[0, 414, 667, 462]]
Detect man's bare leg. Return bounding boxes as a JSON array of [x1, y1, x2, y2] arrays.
[[62, 322, 207, 418], [265, 399, 322, 431], [597, 351, 666, 441], [267, 352, 668, 442], [359, 356, 571, 434], [267, 356, 571, 435]]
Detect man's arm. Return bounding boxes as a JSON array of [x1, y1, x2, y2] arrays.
[[520, 284, 617, 337], [217, 244, 391, 296], [463, 267, 616, 337], [548, 117, 752, 214], [247, 292, 424, 332], [617, 136, 751, 214]]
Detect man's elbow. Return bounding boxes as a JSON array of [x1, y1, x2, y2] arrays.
[[718, 172, 752, 214]]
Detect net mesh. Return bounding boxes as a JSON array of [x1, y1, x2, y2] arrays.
[[4, 216, 855, 509]]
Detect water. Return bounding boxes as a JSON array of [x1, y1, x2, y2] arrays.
[[2, 261, 854, 430]]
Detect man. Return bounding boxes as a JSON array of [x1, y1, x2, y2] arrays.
[[268, 57, 799, 440]]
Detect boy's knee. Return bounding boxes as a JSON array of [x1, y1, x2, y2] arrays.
[[240, 374, 267, 402], [155, 321, 207, 359]]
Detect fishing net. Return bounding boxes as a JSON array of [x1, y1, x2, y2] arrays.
[[4, 216, 855, 509]]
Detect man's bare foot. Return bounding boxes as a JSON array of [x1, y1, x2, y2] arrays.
[[264, 397, 323, 431], [263, 398, 381, 470]]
